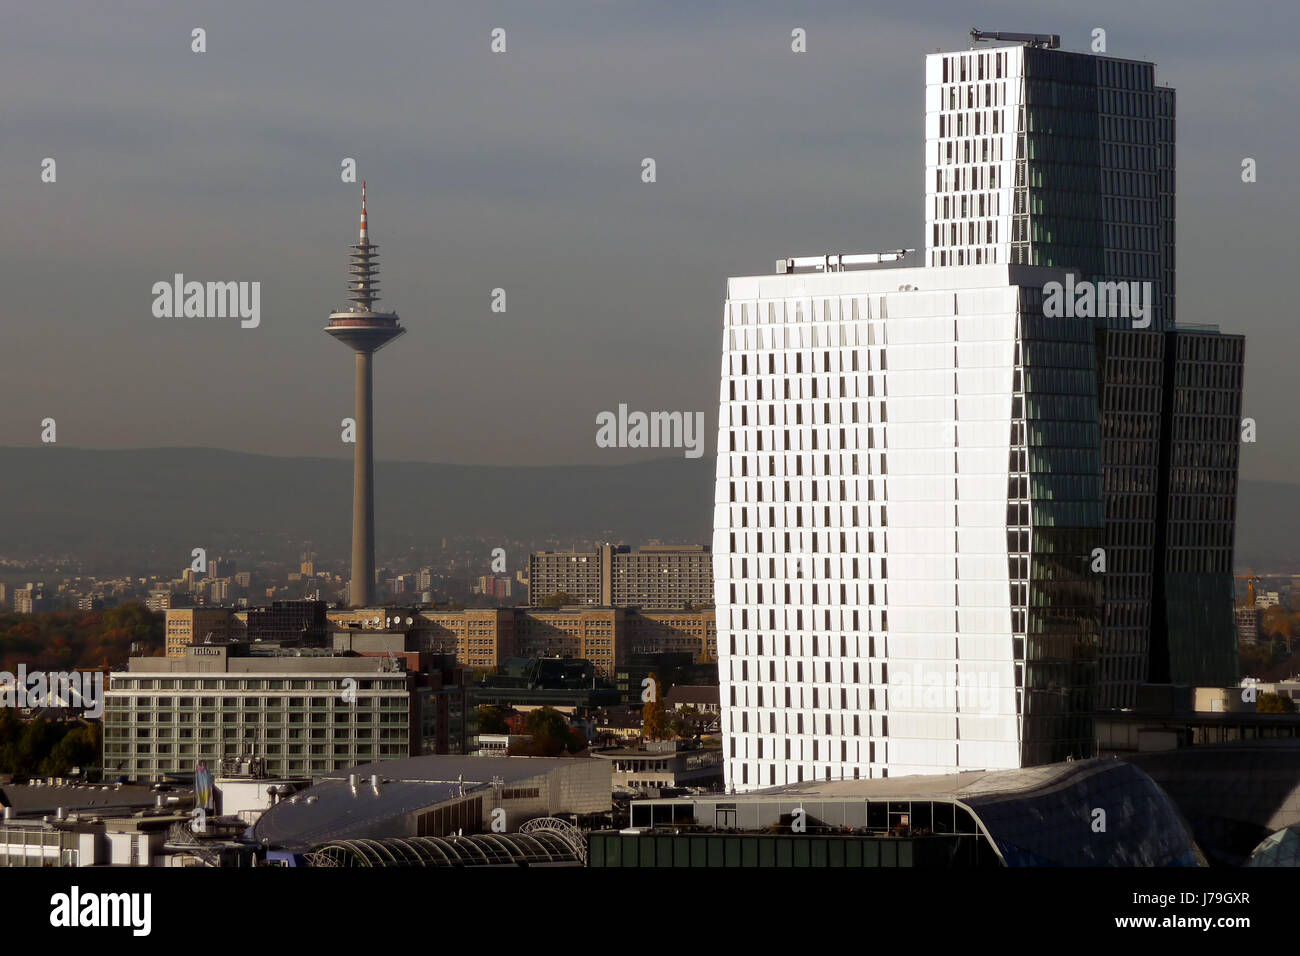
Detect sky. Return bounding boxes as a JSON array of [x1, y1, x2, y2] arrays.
[[0, 0, 1295, 477]]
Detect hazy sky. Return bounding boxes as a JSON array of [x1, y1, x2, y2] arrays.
[[1, 1, 1294, 477]]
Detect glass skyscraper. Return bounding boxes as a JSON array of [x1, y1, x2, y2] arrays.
[[925, 39, 1243, 709], [715, 36, 1245, 792]]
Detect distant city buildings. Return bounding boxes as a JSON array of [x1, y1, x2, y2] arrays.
[[529, 543, 713, 610], [161, 603, 717, 679], [331, 606, 717, 678], [474, 575, 513, 600], [1235, 605, 1263, 646], [14, 583, 53, 614]]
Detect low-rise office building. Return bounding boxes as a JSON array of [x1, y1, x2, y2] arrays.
[[591, 739, 724, 792], [104, 644, 444, 783], [593, 758, 1201, 867]]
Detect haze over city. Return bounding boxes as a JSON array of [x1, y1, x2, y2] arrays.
[[0, 0, 1294, 477]]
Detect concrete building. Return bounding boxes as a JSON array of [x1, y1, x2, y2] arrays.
[[329, 605, 717, 678], [528, 550, 604, 606], [1236, 606, 1264, 645], [591, 738, 724, 792], [104, 645, 440, 782], [529, 543, 714, 610], [165, 607, 234, 659], [13, 583, 53, 614]]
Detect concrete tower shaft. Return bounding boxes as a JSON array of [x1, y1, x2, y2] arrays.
[[325, 184, 406, 607]]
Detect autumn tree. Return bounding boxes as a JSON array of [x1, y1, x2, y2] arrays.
[[1258, 692, 1297, 714], [641, 673, 668, 740], [508, 707, 572, 756]]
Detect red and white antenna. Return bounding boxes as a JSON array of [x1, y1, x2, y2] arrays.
[[359, 181, 368, 243]]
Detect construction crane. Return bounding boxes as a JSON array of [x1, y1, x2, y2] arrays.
[[1234, 568, 1261, 606], [970, 29, 1060, 49]]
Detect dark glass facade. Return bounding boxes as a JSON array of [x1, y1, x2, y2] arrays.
[[1017, 296, 1103, 763]]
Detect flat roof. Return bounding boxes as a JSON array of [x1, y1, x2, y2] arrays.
[[636, 760, 1114, 806], [728, 262, 1078, 301]]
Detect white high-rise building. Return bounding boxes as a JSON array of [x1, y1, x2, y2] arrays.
[[924, 41, 1174, 331], [715, 261, 1102, 791]]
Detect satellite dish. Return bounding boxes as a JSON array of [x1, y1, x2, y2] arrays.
[[406, 617, 413, 625]]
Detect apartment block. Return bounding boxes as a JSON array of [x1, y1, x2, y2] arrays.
[[529, 543, 713, 610]]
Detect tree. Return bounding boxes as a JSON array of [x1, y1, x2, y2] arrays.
[[539, 592, 574, 609], [476, 705, 510, 735], [641, 673, 669, 740], [41, 724, 100, 776], [566, 725, 588, 754], [669, 705, 702, 739], [508, 707, 572, 756], [1258, 692, 1297, 714], [0, 707, 21, 771], [14, 718, 61, 775]]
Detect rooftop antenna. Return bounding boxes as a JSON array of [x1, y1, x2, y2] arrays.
[[777, 249, 914, 274], [969, 29, 1060, 49]]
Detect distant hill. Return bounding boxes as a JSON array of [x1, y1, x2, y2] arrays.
[[0, 446, 1292, 574]]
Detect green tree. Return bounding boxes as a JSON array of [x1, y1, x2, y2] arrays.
[[15, 718, 62, 775], [0, 707, 22, 772], [506, 707, 573, 756], [669, 705, 702, 738], [539, 592, 574, 609], [41, 724, 100, 776], [476, 705, 510, 735]]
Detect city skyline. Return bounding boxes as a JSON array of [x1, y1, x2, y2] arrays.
[[3, 5, 1300, 900], [0, 2, 1294, 480]]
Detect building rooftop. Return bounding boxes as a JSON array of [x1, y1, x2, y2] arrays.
[[727, 262, 1089, 309], [250, 755, 601, 850]]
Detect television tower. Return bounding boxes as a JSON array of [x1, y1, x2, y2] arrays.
[[325, 183, 405, 607]]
